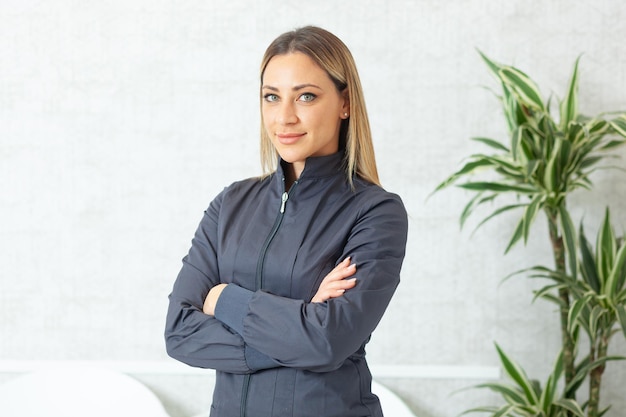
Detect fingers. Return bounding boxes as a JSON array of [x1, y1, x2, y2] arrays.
[[312, 283, 354, 303], [324, 257, 356, 283], [320, 277, 357, 294], [203, 283, 227, 315], [311, 258, 358, 303]]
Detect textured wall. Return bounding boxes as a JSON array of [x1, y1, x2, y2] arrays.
[[1, 1, 625, 416]]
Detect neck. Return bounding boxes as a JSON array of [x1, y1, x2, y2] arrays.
[[283, 163, 298, 191]]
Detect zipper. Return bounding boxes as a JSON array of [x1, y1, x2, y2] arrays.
[[241, 178, 297, 417], [255, 180, 297, 290], [280, 191, 289, 213], [240, 374, 251, 417]]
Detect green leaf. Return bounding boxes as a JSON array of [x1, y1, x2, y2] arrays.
[[459, 182, 537, 194], [588, 305, 605, 339], [554, 398, 586, 417], [566, 355, 591, 397], [609, 115, 626, 138], [477, 49, 503, 78], [539, 352, 563, 412], [568, 296, 591, 334], [505, 217, 525, 254], [477, 51, 527, 133], [559, 55, 581, 131], [579, 155, 604, 170], [616, 304, 626, 339], [544, 138, 562, 192], [459, 406, 499, 416], [599, 405, 612, 417], [432, 158, 495, 194], [559, 204, 578, 280], [599, 139, 626, 150], [588, 355, 626, 372], [533, 284, 566, 305], [479, 154, 523, 177], [558, 137, 572, 178], [522, 194, 544, 244], [597, 208, 616, 292], [566, 122, 586, 146], [459, 193, 484, 229], [569, 354, 626, 392], [579, 223, 600, 292], [520, 130, 540, 162], [499, 67, 546, 112], [587, 118, 609, 135], [541, 292, 567, 307], [576, 306, 592, 337], [525, 267, 576, 285], [606, 242, 626, 299], [493, 404, 517, 417], [460, 193, 498, 227], [511, 126, 523, 162], [473, 382, 528, 405], [503, 84, 521, 133], [494, 344, 539, 404], [471, 203, 525, 236], [525, 159, 539, 179], [471, 136, 510, 152]]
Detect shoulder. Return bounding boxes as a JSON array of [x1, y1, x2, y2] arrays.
[[352, 178, 406, 215], [220, 174, 273, 199], [206, 175, 272, 212], [345, 178, 408, 235], [346, 179, 408, 256]]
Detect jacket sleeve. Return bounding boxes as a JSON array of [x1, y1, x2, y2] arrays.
[[213, 193, 408, 373], [164, 189, 279, 373]]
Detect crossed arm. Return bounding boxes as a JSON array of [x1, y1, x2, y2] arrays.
[[166, 189, 407, 373], [203, 257, 357, 315]]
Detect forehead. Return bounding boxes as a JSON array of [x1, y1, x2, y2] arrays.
[[262, 52, 333, 87]]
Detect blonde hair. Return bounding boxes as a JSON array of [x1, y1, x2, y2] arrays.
[[259, 26, 380, 187]]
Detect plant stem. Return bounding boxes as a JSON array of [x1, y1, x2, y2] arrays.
[[545, 207, 576, 397], [588, 331, 609, 417]]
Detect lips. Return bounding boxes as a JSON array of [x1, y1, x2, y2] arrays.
[[276, 132, 306, 145]]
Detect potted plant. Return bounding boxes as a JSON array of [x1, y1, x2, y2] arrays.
[[435, 51, 626, 416]]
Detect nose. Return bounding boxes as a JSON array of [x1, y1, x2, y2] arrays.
[[277, 102, 298, 125]]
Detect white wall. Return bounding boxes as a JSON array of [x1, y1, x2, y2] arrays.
[[1, 1, 625, 416]]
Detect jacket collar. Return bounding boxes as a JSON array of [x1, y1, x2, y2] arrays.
[[277, 152, 346, 182]]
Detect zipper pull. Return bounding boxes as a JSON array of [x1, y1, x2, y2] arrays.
[[280, 192, 289, 213]]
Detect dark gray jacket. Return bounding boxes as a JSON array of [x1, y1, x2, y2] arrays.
[[165, 152, 408, 417]]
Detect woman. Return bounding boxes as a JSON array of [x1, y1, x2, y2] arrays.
[[165, 26, 408, 417]]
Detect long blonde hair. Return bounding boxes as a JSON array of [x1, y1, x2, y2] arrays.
[[259, 26, 380, 187]]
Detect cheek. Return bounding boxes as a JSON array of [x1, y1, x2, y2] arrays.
[[262, 120, 278, 144], [319, 110, 342, 133]]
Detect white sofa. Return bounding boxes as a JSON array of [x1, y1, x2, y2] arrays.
[[0, 365, 415, 417], [0, 366, 170, 417]]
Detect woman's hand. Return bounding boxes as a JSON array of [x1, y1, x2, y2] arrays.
[[311, 257, 357, 303], [204, 258, 356, 312], [203, 283, 228, 316]]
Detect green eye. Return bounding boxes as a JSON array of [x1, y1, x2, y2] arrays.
[[299, 93, 317, 102], [264, 94, 279, 102]]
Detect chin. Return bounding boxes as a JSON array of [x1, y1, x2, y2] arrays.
[[276, 151, 306, 165]]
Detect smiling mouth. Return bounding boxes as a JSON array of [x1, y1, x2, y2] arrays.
[[276, 132, 306, 144]]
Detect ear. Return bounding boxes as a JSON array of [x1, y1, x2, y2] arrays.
[[340, 88, 350, 119]]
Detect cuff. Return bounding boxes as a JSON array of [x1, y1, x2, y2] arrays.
[[245, 345, 278, 371], [214, 284, 254, 335]]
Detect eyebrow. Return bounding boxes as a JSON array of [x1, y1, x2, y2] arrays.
[[261, 83, 323, 91]]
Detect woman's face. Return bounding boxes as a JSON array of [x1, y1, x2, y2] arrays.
[[261, 52, 349, 178]]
